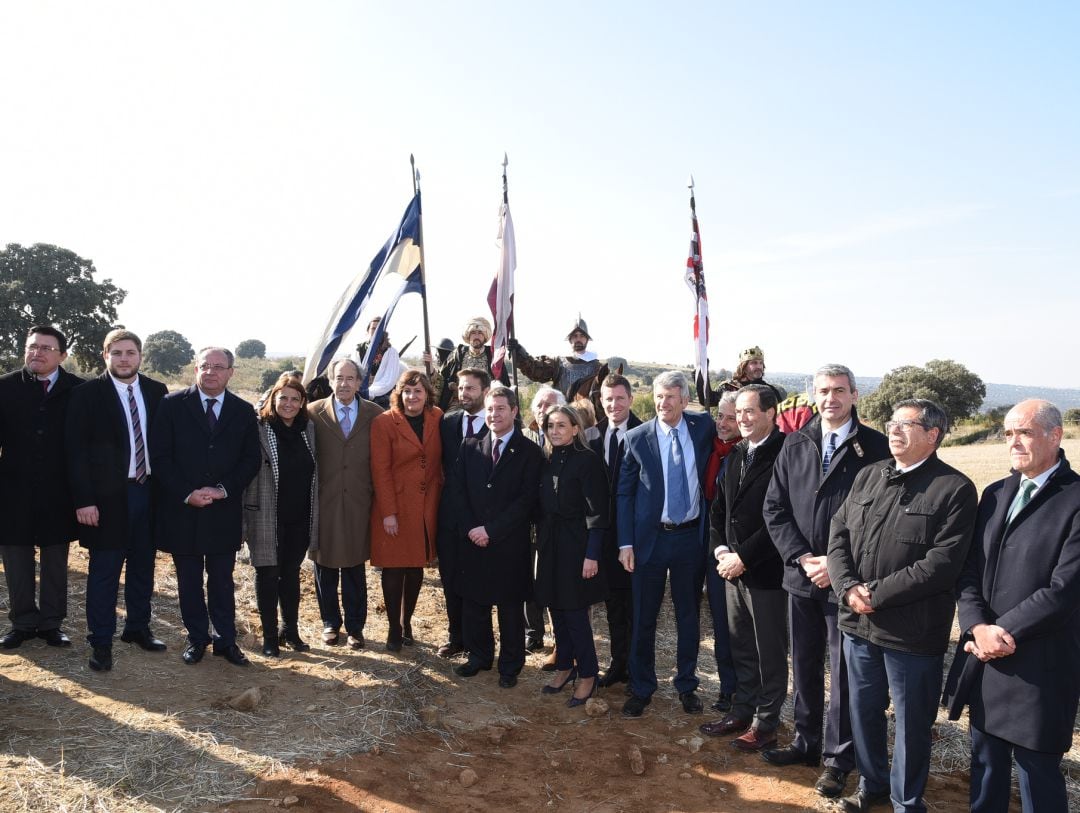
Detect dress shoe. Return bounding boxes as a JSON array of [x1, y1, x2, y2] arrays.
[[454, 661, 491, 678], [541, 668, 577, 694], [540, 648, 558, 672], [732, 727, 777, 752], [525, 636, 545, 653], [38, 628, 72, 647], [621, 694, 651, 717], [262, 642, 281, 657], [840, 788, 890, 812], [815, 767, 850, 799], [710, 691, 733, 713], [498, 674, 518, 689], [120, 629, 167, 651], [213, 644, 250, 666], [279, 626, 310, 652], [89, 646, 113, 672], [322, 627, 341, 645], [385, 637, 403, 653], [597, 667, 628, 688], [761, 744, 821, 767], [347, 634, 365, 650], [679, 690, 704, 715], [402, 624, 414, 646], [437, 641, 464, 658], [0, 628, 36, 649], [700, 714, 751, 737], [567, 676, 596, 708], [182, 642, 208, 665]]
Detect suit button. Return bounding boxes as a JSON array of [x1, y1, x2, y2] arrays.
[[487, 484, 492, 489]]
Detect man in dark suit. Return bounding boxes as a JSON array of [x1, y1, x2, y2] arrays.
[[588, 373, 641, 687], [150, 347, 260, 666], [761, 365, 890, 797], [947, 399, 1079, 812], [452, 385, 542, 688], [617, 370, 717, 717], [435, 367, 490, 658], [0, 325, 84, 649], [66, 329, 169, 672]]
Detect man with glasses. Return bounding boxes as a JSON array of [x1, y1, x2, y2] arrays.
[[0, 326, 85, 650], [827, 399, 977, 812], [150, 347, 260, 666]]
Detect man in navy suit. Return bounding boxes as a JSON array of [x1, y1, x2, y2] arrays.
[[66, 329, 169, 672], [947, 399, 1080, 813], [150, 347, 260, 667], [617, 370, 717, 717]]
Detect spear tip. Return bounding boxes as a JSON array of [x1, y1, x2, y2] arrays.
[[502, 152, 508, 168], [688, 173, 695, 189]]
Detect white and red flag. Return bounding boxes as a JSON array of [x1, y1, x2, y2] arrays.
[[488, 157, 517, 382], [685, 176, 711, 406]]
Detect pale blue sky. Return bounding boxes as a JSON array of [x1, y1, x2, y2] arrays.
[[2, 2, 1077, 387]]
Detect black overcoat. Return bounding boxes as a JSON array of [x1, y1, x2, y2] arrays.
[[436, 409, 488, 593], [589, 413, 642, 591]]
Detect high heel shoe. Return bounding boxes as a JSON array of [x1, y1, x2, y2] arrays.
[[541, 668, 577, 694], [567, 676, 597, 708]]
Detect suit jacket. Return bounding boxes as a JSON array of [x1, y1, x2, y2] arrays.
[[0, 366, 85, 546], [149, 386, 261, 555], [66, 372, 168, 550], [369, 407, 444, 567], [617, 411, 717, 567], [453, 429, 542, 605], [946, 451, 1080, 753], [307, 395, 382, 568], [589, 413, 643, 590]]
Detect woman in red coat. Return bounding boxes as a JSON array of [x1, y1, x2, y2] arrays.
[[370, 370, 443, 651]]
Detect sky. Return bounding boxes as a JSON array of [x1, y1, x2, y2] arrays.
[[2, 2, 1078, 388]]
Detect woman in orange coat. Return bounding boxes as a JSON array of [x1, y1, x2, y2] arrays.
[[369, 370, 443, 651]]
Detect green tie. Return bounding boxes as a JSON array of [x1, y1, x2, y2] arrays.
[[1006, 479, 1036, 526]]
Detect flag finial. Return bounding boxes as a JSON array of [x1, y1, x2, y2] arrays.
[[688, 173, 695, 190]]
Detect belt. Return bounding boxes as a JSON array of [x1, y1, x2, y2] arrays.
[[659, 519, 697, 532]]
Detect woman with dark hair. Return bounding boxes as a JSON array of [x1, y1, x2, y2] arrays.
[[369, 369, 443, 651], [243, 374, 319, 657], [534, 405, 609, 707]]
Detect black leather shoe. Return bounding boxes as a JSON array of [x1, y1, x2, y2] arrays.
[[437, 641, 464, 658], [121, 629, 167, 651], [710, 691, 733, 712], [621, 694, 651, 717], [700, 714, 751, 737], [498, 674, 518, 688], [679, 690, 704, 715], [454, 661, 491, 677], [182, 643, 207, 665], [213, 644, 250, 666], [402, 624, 414, 646], [322, 626, 341, 645], [840, 788, 890, 812], [347, 634, 365, 650], [279, 627, 310, 652], [262, 639, 281, 657], [385, 637, 403, 652], [762, 744, 822, 767], [38, 628, 72, 647], [0, 628, 35, 649], [815, 767, 849, 799], [89, 646, 113, 671], [597, 667, 628, 688]]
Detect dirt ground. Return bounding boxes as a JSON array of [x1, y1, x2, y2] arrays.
[[4, 544, 1056, 813]]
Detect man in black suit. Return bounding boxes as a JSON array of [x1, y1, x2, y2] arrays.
[[0, 325, 84, 649], [66, 329, 169, 672], [452, 385, 542, 688], [150, 347, 260, 666], [947, 400, 1079, 812], [435, 367, 490, 658], [588, 373, 641, 687]]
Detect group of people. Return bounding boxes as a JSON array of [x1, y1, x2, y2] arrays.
[[1, 321, 1076, 813]]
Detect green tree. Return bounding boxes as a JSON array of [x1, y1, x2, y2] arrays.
[[0, 242, 126, 372], [143, 330, 194, 376], [235, 339, 266, 359], [860, 359, 986, 428], [1063, 408, 1080, 424]]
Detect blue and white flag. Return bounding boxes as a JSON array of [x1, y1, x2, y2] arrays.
[[302, 194, 422, 384], [359, 266, 424, 398]]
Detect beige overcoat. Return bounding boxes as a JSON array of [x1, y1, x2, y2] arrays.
[[307, 395, 382, 568]]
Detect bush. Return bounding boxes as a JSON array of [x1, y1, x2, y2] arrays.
[[632, 392, 656, 421]]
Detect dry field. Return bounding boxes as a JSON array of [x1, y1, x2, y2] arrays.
[[0, 438, 1076, 812]]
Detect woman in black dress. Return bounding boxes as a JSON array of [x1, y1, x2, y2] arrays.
[[534, 405, 609, 707]]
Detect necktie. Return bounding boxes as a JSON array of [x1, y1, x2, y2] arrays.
[[1006, 479, 1037, 526], [466, 415, 476, 438], [667, 428, 690, 524], [128, 385, 147, 483], [206, 398, 218, 430], [340, 405, 352, 437], [607, 427, 619, 471], [822, 432, 837, 476], [740, 445, 756, 484], [40, 379, 50, 395], [492, 438, 502, 465]]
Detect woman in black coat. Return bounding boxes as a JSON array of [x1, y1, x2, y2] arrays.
[[534, 405, 609, 707]]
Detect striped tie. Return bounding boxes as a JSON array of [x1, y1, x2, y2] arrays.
[[128, 385, 147, 483], [822, 432, 837, 476], [1006, 479, 1036, 526]]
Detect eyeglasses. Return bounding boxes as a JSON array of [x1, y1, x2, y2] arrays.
[[198, 363, 231, 372], [885, 420, 928, 433], [26, 344, 61, 353]]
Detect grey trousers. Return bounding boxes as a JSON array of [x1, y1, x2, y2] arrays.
[[1, 543, 70, 631], [726, 579, 788, 731]]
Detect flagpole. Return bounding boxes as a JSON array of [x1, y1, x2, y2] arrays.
[[687, 173, 712, 411], [411, 154, 434, 376], [690, 173, 706, 410], [502, 153, 521, 401]]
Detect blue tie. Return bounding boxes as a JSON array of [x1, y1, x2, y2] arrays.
[[822, 432, 837, 476], [667, 428, 690, 524]]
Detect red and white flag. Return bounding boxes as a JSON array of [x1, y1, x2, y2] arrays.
[[685, 180, 710, 405], [488, 201, 516, 381]]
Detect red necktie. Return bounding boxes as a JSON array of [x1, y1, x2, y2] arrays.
[[492, 438, 501, 465]]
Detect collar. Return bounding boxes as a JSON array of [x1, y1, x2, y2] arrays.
[[656, 417, 686, 438], [821, 416, 854, 448], [34, 368, 61, 386], [197, 387, 225, 405], [569, 350, 598, 362], [895, 454, 932, 474], [493, 427, 515, 446], [1021, 460, 1061, 494]]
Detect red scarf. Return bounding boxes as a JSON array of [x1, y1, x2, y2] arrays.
[[704, 436, 739, 501]]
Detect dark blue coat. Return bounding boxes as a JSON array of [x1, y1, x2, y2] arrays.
[[589, 413, 642, 591]]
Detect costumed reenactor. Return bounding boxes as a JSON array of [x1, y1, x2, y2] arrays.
[[508, 315, 603, 404], [432, 317, 509, 411]]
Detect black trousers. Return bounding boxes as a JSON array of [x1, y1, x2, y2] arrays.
[[462, 597, 525, 678], [381, 567, 422, 644], [551, 607, 599, 678], [254, 522, 309, 638], [173, 552, 237, 648], [603, 586, 633, 672], [314, 562, 368, 635], [1, 543, 70, 632]]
